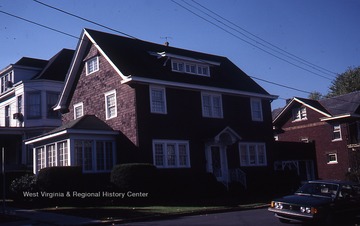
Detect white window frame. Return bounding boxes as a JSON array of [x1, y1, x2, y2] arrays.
[[327, 153, 338, 164], [74, 102, 84, 119], [201, 92, 223, 118], [332, 124, 342, 141], [150, 86, 167, 114], [152, 140, 191, 168], [105, 90, 117, 119], [292, 107, 307, 121], [171, 59, 210, 77], [250, 98, 263, 121], [36, 147, 46, 172], [239, 142, 267, 167], [47, 143, 57, 167], [58, 141, 69, 166], [85, 56, 99, 75]]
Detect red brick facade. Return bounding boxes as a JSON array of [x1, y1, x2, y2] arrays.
[[276, 105, 351, 180]]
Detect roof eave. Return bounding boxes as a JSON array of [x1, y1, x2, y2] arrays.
[[124, 75, 278, 100]]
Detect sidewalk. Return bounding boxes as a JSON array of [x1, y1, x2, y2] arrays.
[[1, 207, 103, 226]]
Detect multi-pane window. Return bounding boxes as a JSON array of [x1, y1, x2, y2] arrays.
[[58, 141, 68, 166], [292, 107, 307, 121], [47, 144, 56, 167], [327, 153, 338, 164], [5, 105, 10, 127], [47, 92, 60, 118], [96, 141, 114, 171], [150, 86, 167, 114], [17, 95, 23, 114], [152, 140, 190, 168], [86, 57, 99, 75], [74, 102, 83, 119], [251, 98, 263, 121], [201, 93, 223, 118], [27, 92, 41, 119], [172, 59, 210, 76], [239, 143, 267, 166], [36, 147, 45, 172], [332, 124, 342, 141], [74, 139, 114, 172], [105, 90, 117, 119], [1, 71, 13, 93], [83, 140, 93, 171]]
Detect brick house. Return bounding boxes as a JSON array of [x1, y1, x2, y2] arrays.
[[0, 49, 74, 171], [273, 92, 360, 181], [25, 29, 278, 188]]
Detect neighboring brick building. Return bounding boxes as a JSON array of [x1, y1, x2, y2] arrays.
[[26, 28, 278, 189], [273, 93, 360, 181]]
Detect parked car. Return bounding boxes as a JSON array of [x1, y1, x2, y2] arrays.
[[268, 180, 360, 225]]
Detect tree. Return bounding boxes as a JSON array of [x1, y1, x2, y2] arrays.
[[308, 91, 323, 100], [327, 66, 360, 97]]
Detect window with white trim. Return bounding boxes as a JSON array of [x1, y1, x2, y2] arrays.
[[36, 147, 45, 172], [332, 124, 342, 141], [58, 141, 68, 166], [85, 56, 99, 75], [327, 153, 338, 164], [47, 144, 56, 167], [150, 86, 167, 114], [27, 91, 41, 119], [74, 102, 84, 119], [201, 92, 223, 118], [172, 59, 210, 76], [152, 140, 190, 168], [251, 98, 263, 121], [1, 71, 13, 93], [239, 143, 267, 166], [105, 90, 117, 119], [292, 107, 307, 121]]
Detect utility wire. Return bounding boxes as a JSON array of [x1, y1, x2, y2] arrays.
[[33, 0, 139, 40], [172, 0, 333, 81], [190, 0, 337, 77], [0, 10, 79, 40]]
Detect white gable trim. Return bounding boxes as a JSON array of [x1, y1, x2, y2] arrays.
[[123, 76, 278, 100], [83, 30, 131, 82], [293, 97, 331, 117], [273, 97, 331, 124]]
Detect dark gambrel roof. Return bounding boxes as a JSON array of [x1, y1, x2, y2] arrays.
[[34, 49, 74, 81], [14, 57, 48, 68], [85, 29, 271, 95], [320, 91, 360, 116]]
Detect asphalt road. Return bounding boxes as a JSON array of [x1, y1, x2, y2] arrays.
[[119, 208, 360, 226], [120, 208, 284, 226]]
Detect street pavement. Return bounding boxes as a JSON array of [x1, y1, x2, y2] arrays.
[[1, 207, 102, 226]]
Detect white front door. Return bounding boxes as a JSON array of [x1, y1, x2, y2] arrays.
[[207, 145, 228, 182]]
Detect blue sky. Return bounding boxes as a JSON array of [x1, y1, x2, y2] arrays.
[[1, 0, 359, 109]]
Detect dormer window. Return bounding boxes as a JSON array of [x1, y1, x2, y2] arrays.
[[1, 71, 13, 93], [172, 59, 210, 77]]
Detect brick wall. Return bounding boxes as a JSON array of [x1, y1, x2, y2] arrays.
[[277, 106, 350, 180]]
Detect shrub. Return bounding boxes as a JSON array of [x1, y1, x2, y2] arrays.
[[110, 163, 157, 193], [37, 166, 82, 192], [10, 174, 37, 200]]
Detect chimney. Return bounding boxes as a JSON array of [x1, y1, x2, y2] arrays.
[[164, 41, 169, 47]]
